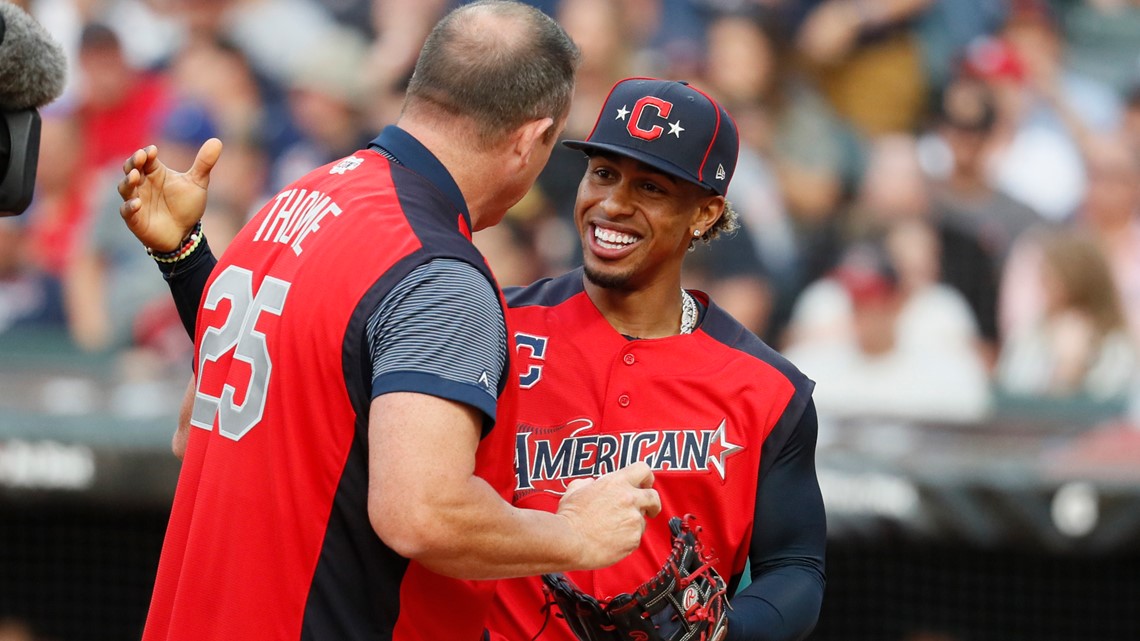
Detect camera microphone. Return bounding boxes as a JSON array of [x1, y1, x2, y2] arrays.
[[0, 2, 68, 216]]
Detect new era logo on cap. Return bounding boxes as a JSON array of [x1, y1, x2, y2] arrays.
[[564, 78, 739, 196]]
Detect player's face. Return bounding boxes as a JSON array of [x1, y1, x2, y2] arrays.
[[575, 153, 715, 291]]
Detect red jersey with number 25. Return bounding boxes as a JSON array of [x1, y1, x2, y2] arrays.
[[487, 270, 814, 641], [142, 149, 519, 641]]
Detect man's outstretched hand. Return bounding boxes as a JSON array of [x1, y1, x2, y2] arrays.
[[117, 138, 223, 252]]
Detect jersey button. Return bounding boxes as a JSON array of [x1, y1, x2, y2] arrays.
[[618, 394, 631, 407], [623, 353, 635, 365]]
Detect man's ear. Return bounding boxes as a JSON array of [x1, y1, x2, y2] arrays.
[[511, 117, 556, 166], [694, 195, 726, 234]]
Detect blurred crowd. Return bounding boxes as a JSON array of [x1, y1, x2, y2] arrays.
[[4, 0, 1140, 428]]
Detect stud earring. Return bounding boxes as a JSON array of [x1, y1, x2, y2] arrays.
[[692, 229, 702, 238]]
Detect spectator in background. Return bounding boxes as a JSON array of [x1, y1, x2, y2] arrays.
[[793, 0, 936, 136], [1061, 0, 1140, 99], [1000, 133, 1140, 347], [842, 134, 1001, 363], [697, 7, 862, 339], [915, 0, 1009, 91], [363, 0, 450, 111], [971, 0, 1123, 222], [784, 224, 990, 424], [924, 74, 1040, 264], [216, 0, 344, 90], [22, 20, 171, 287], [997, 228, 1136, 403], [24, 112, 87, 279], [1077, 134, 1140, 345], [270, 26, 375, 189], [0, 218, 65, 337], [75, 22, 170, 174]]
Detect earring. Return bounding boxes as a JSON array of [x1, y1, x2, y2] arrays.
[[692, 229, 702, 238]]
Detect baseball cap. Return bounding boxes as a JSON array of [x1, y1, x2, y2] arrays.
[[961, 36, 1025, 84], [563, 77, 739, 196], [832, 242, 898, 306]]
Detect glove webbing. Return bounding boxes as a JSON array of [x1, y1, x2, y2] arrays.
[[532, 515, 729, 641]]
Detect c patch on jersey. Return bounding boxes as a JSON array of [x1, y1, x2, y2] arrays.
[[513, 417, 743, 499], [514, 332, 548, 389]]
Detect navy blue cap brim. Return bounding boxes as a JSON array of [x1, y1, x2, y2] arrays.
[[562, 139, 722, 195]]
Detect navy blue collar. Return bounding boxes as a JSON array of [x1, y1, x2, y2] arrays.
[[369, 125, 471, 229]]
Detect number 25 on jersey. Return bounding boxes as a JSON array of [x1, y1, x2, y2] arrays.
[[191, 266, 291, 441]]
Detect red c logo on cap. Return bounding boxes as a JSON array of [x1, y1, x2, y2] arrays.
[[627, 96, 673, 141]]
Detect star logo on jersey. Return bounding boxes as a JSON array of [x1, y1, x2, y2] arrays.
[[329, 156, 364, 175], [514, 417, 744, 498], [707, 419, 743, 479]]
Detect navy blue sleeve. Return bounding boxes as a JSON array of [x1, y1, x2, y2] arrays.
[[726, 398, 827, 641], [158, 239, 217, 339]]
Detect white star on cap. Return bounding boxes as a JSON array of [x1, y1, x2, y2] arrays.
[[668, 120, 684, 138], [615, 105, 630, 120]]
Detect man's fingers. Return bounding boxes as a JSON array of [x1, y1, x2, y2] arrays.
[[119, 198, 140, 223], [122, 147, 145, 176], [140, 145, 160, 173], [188, 138, 223, 186], [638, 488, 662, 518], [563, 478, 592, 498], [610, 461, 655, 489], [117, 168, 139, 201]]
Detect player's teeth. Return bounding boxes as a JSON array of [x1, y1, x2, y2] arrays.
[[594, 227, 636, 246]]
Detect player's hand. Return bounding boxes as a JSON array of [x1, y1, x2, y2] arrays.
[[117, 138, 222, 253], [555, 461, 661, 570]]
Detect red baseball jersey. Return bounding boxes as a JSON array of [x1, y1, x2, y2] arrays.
[[142, 141, 518, 641], [487, 271, 815, 641]]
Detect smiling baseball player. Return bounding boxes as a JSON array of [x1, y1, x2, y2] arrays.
[[486, 77, 826, 641]]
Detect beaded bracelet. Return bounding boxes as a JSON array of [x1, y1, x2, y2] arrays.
[[147, 222, 204, 264]]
